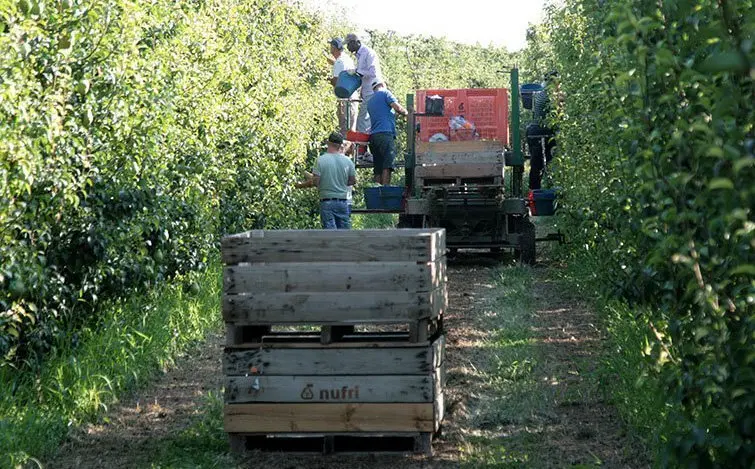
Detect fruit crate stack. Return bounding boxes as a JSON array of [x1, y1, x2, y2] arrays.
[[221, 228, 448, 454]]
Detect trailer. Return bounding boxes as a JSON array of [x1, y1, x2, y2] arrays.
[[400, 68, 541, 263]]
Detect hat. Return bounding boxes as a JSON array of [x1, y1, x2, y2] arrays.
[[345, 33, 360, 43], [329, 38, 343, 50], [327, 132, 344, 145], [371, 80, 383, 90]]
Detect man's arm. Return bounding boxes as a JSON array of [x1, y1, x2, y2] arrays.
[[356, 47, 379, 78], [347, 175, 356, 186], [295, 171, 316, 189], [390, 101, 408, 116]]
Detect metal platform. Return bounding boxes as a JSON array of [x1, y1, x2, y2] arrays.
[[350, 208, 403, 214]]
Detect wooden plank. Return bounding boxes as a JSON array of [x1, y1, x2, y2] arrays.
[[416, 140, 503, 154], [224, 336, 444, 375], [222, 229, 445, 264], [224, 261, 445, 294], [225, 375, 434, 403], [224, 403, 435, 433], [415, 164, 504, 179], [222, 287, 446, 324], [416, 150, 503, 166], [405, 198, 430, 215]]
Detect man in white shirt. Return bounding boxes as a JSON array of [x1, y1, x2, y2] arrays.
[[328, 38, 358, 136], [345, 33, 383, 133]]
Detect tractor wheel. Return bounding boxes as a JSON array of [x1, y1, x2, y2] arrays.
[[515, 218, 536, 265]]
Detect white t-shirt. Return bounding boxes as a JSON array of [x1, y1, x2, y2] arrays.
[[333, 54, 358, 99]]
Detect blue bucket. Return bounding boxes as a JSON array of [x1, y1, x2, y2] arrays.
[[334, 71, 361, 98], [520, 83, 544, 110], [364, 186, 403, 210], [528, 189, 557, 216]]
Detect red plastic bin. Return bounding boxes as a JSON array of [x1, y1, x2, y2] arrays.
[[346, 130, 370, 143], [415, 88, 509, 145]]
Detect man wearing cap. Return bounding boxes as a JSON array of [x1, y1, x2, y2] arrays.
[[345, 33, 383, 133], [367, 81, 408, 185], [296, 132, 356, 229], [327, 38, 358, 135]]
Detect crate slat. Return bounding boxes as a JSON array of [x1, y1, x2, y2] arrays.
[[224, 403, 435, 433], [224, 336, 445, 375], [224, 260, 445, 294], [415, 163, 504, 179], [222, 287, 447, 324], [225, 374, 436, 403], [416, 150, 503, 166], [222, 229, 445, 264]]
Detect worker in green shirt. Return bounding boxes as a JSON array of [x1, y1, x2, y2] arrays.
[[296, 132, 356, 229]]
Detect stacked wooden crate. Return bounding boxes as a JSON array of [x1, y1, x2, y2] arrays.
[[221, 229, 448, 454], [413, 140, 505, 187]]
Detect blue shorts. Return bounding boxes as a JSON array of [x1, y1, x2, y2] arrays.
[[369, 132, 396, 175]]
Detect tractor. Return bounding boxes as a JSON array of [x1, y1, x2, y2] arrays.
[[396, 67, 556, 263]]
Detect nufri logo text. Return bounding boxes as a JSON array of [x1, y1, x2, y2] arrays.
[[301, 384, 361, 401]]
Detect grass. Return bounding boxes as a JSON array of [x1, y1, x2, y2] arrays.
[[0, 263, 222, 467], [459, 265, 545, 468], [141, 391, 233, 469], [551, 249, 665, 465]]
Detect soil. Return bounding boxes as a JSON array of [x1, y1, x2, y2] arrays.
[[50, 254, 647, 468]]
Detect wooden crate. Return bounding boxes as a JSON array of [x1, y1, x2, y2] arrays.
[[221, 229, 448, 454], [224, 336, 445, 453], [222, 229, 447, 345]]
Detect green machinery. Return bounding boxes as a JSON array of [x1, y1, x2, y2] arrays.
[[398, 67, 538, 263]]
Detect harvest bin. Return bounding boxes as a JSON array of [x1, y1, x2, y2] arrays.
[[365, 186, 404, 210], [528, 189, 557, 216]]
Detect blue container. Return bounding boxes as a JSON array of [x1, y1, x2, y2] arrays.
[[520, 83, 544, 110], [334, 71, 361, 98], [528, 189, 557, 216], [364, 186, 403, 210]]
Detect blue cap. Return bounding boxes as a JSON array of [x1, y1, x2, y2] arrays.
[[330, 38, 344, 50]]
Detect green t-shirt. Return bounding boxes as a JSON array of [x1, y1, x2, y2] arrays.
[[313, 152, 356, 200]]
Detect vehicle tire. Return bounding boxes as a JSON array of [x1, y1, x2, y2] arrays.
[[515, 218, 536, 265]]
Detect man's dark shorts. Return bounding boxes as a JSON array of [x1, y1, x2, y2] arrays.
[[369, 132, 396, 176]]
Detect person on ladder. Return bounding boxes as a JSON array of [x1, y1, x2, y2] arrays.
[[326, 38, 358, 136]]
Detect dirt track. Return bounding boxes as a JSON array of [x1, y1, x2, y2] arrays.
[[51, 255, 647, 468]]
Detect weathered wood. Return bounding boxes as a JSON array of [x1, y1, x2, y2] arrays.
[[223, 336, 445, 375], [416, 140, 503, 154], [320, 325, 354, 344], [405, 198, 430, 215], [415, 163, 504, 180], [225, 374, 435, 403], [416, 150, 503, 166], [226, 334, 429, 348], [224, 403, 435, 433], [409, 319, 429, 343], [222, 229, 445, 264], [222, 287, 446, 324], [223, 261, 445, 294]]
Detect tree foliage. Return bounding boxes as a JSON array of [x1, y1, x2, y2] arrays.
[[0, 1, 518, 369], [538, 0, 754, 465], [0, 0, 331, 365]]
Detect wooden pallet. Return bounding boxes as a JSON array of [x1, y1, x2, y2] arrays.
[[225, 317, 443, 345], [228, 431, 435, 455]]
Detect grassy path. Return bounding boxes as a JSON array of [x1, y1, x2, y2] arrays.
[[49, 256, 647, 468]]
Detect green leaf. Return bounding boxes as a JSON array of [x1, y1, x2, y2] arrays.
[[698, 51, 749, 74], [729, 265, 755, 276], [707, 178, 734, 190]]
